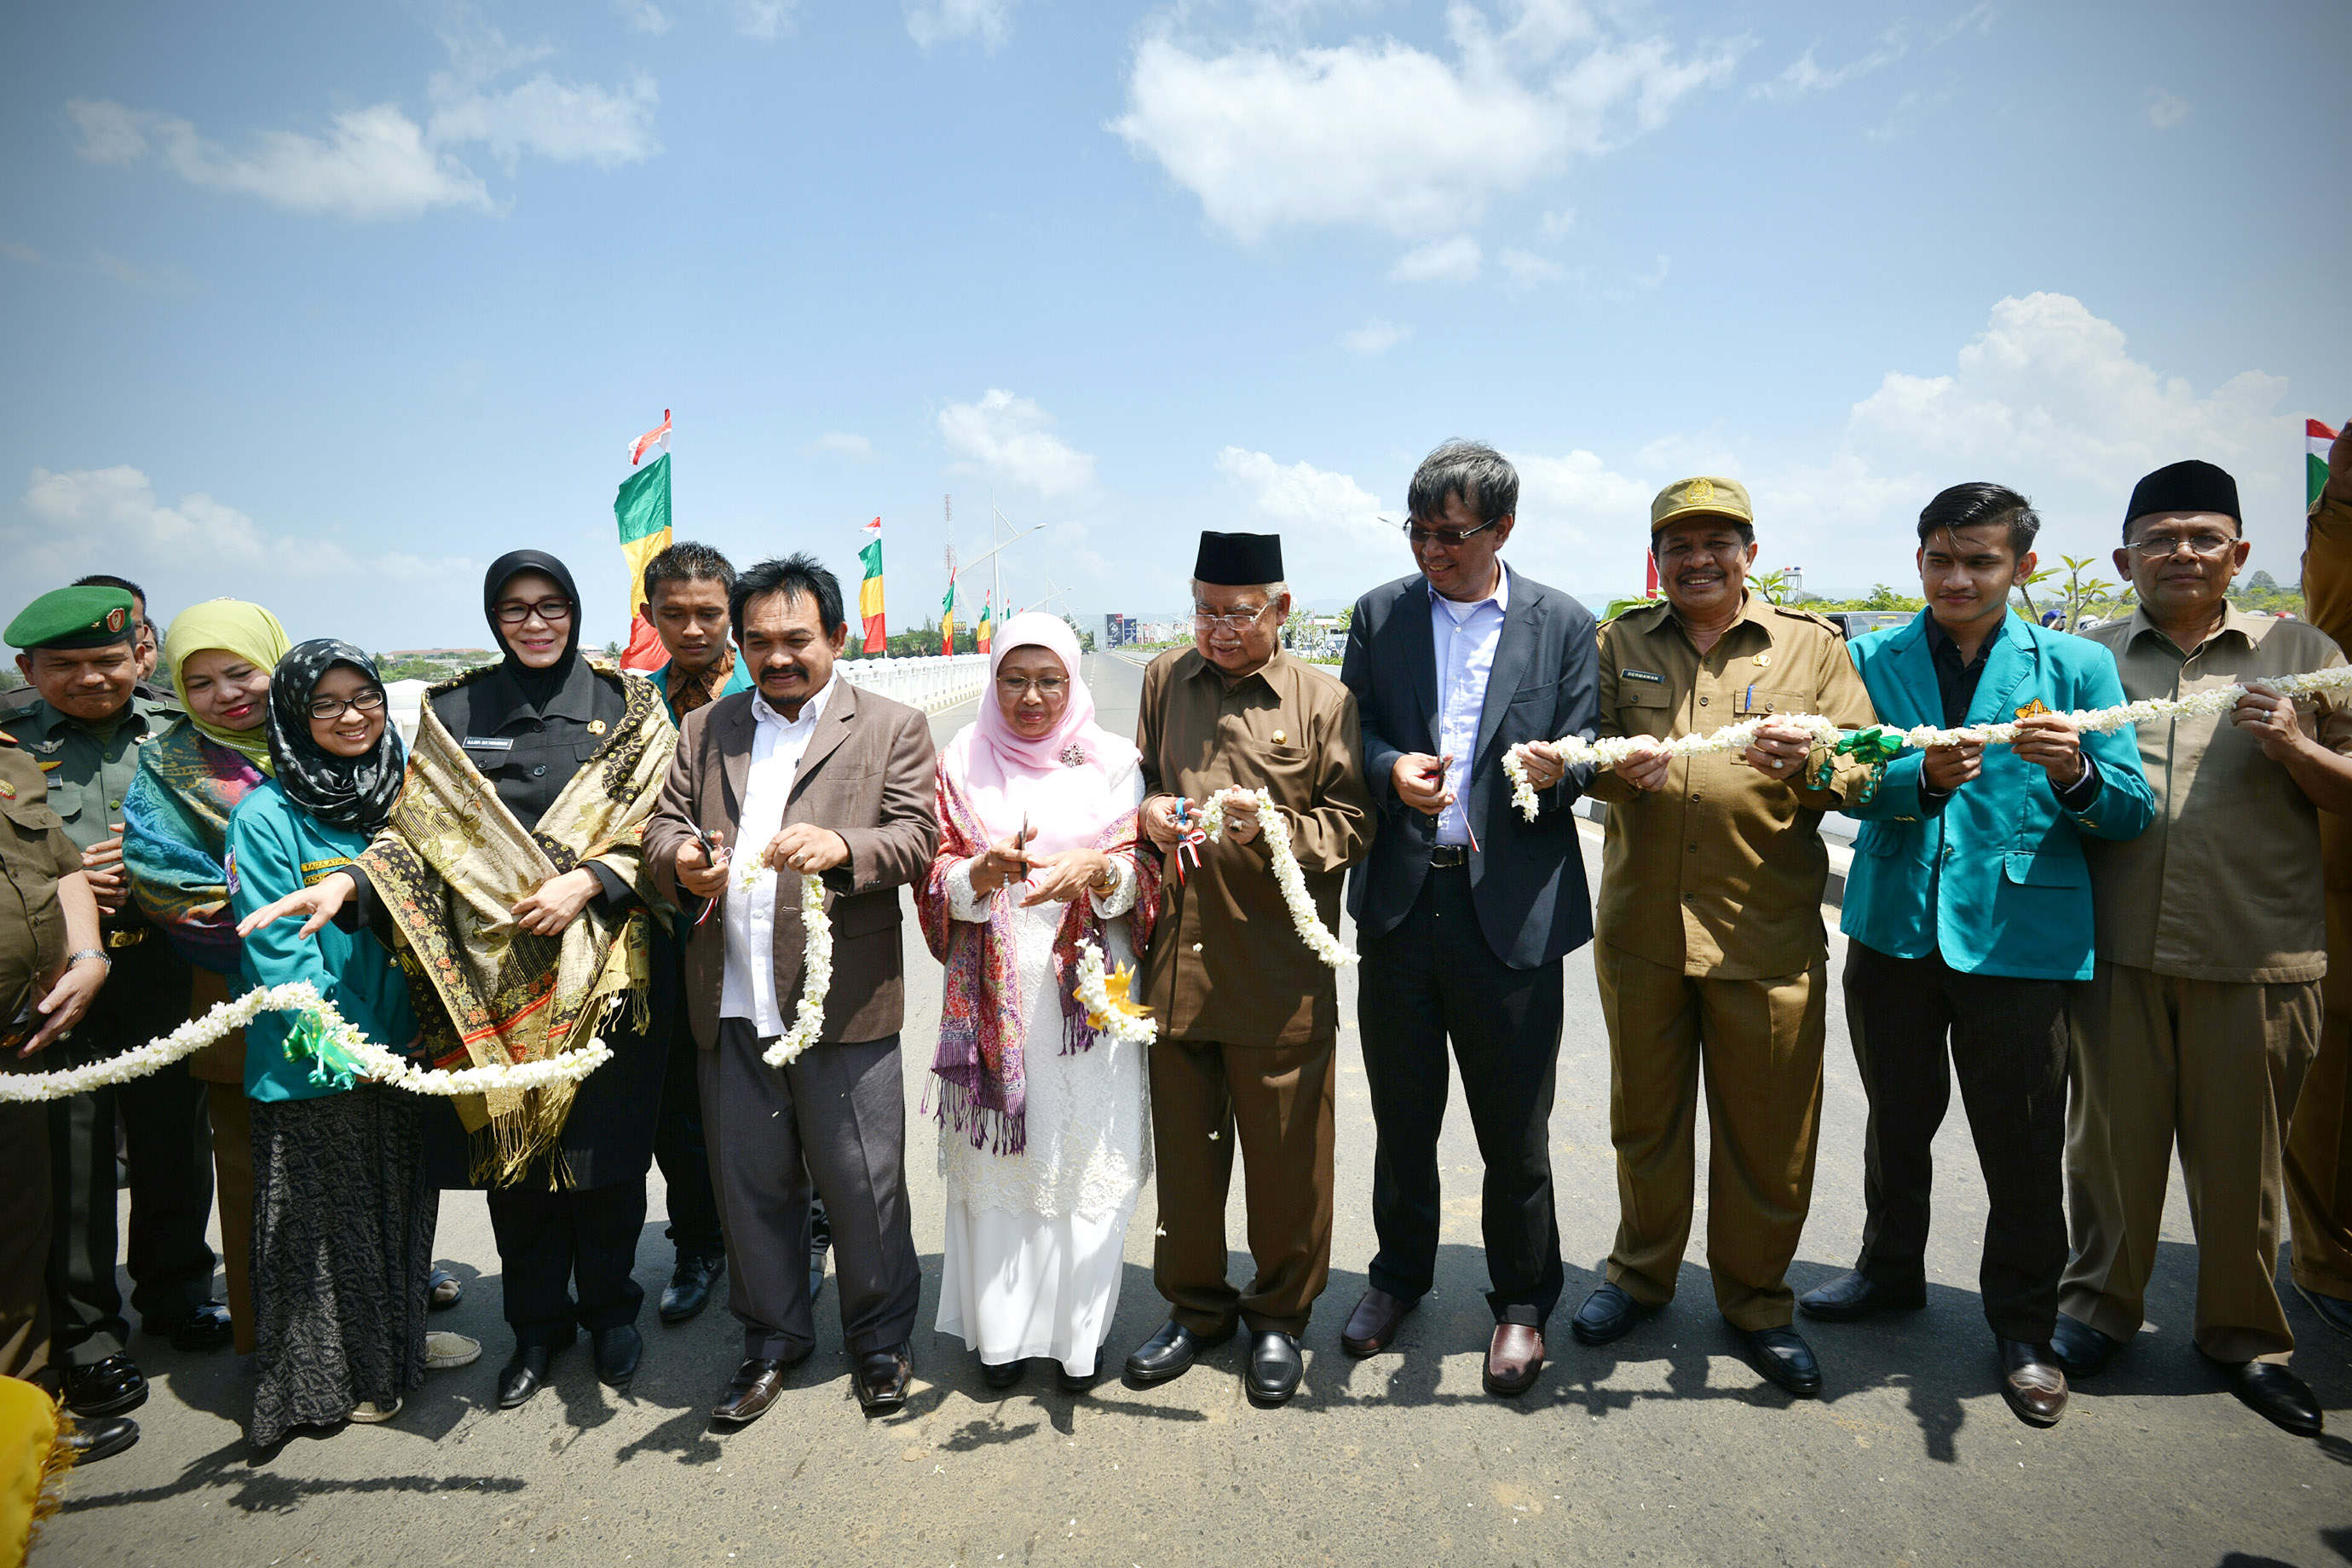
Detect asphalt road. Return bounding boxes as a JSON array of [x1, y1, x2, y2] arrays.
[[42, 650, 2352, 1567]]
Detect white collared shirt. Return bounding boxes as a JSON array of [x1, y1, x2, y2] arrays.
[[720, 677, 838, 1036], [1429, 566, 1509, 846]]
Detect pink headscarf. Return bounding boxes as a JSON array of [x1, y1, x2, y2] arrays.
[[942, 612, 1139, 852]]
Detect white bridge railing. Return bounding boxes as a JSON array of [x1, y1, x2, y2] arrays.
[[838, 653, 990, 713]]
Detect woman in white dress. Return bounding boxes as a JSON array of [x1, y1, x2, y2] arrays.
[[917, 613, 1161, 1392]]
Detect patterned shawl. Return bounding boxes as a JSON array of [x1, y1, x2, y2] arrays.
[[915, 765, 1160, 1156], [360, 662, 676, 1185], [124, 719, 269, 974]]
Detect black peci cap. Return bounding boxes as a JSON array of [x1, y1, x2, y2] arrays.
[[1191, 531, 1284, 587]]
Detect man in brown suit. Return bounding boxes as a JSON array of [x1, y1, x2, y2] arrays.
[[645, 554, 938, 1421]]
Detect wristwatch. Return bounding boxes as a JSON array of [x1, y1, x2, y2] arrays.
[[66, 948, 112, 972]]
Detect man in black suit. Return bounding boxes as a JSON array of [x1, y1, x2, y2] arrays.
[[1337, 440, 1600, 1397]]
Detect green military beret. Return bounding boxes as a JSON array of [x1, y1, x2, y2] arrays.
[[5, 586, 137, 651]]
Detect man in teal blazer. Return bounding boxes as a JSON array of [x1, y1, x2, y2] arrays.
[[1796, 483, 2153, 1430]]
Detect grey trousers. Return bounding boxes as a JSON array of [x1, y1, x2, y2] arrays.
[[700, 1020, 919, 1363]]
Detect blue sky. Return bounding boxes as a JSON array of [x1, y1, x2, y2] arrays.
[[3, 0, 2345, 649]]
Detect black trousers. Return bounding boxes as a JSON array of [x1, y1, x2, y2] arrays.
[[48, 935, 212, 1363], [1359, 863, 1566, 1324], [654, 1023, 725, 1262], [485, 1180, 648, 1341], [1844, 940, 2069, 1342]]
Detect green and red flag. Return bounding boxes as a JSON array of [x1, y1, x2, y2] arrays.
[[2313, 418, 2341, 510], [614, 417, 673, 673], [857, 516, 886, 654]]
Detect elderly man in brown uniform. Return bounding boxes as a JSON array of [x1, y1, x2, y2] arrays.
[[1567, 477, 1877, 1398], [2290, 420, 2352, 1340], [2053, 458, 2352, 1440], [1122, 530, 1372, 1405]]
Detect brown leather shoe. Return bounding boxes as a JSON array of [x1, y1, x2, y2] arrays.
[[711, 1358, 789, 1426], [1340, 1287, 1417, 1358], [1998, 1339, 2067, 1427], [1484, 1323, 1545, 1398]]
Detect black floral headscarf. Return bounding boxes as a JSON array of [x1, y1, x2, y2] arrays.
[[264, 639, 406, 835]]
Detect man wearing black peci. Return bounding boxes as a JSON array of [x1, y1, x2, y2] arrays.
[[1337, 440, 1600, 1397]]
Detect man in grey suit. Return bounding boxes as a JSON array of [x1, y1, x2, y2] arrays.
[[645, 554, 939, 1422], [1336, 441, 1600, 1397]]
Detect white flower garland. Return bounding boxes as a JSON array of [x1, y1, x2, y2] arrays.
[[760, 871, 833, 1069], [1498, 666, 2352, 822], [0, 982, 612, 1105], [1195, 787, 1358, 969], [1072, 940, 1157, 1047]]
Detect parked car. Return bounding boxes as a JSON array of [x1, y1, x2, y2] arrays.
[[1822, 610, 1913, 640]]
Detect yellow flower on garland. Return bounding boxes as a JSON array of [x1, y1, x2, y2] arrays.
[[1086, 961, 1152, 1031]]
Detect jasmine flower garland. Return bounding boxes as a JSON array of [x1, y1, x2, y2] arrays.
[[1072, 940, 1157, 1047], [761, 871, 833, 1068], [1194, 787, 1358, 969]]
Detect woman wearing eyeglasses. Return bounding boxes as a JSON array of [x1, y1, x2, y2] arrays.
[[237, 552, 678, 1410], [228, 641, 481, 1449], [915, 614, 1159, 1392]]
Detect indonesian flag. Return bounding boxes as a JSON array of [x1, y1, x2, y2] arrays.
[[629, 409, 672, 467], [857, 517, 886, 655], [2313, 418, 2340, 510], [614, 453, 672, 673]]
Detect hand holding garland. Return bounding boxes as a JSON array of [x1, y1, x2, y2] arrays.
[[1191, 787, 1357, 969]]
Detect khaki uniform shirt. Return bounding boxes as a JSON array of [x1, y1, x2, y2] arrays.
[[1585, 593, 1878, 978], [1135, 647, 1372, 1047], [0, 744, 82, 1032], [2084, 608, 2352, 983], [0, 690, 181, 854]]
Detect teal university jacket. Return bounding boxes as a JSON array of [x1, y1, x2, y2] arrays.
[[1839, 610, 2154, 980]]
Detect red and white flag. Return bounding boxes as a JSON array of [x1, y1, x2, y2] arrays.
[[629, 409, 672, 467], [861, 516, 882, 539]]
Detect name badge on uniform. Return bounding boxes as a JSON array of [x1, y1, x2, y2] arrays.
[[1621, 668, 1664, 683], [463, 736, 516, 752]]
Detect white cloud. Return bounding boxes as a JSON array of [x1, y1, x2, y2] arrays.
[[1, 237, 194, 295], [1112, 4, 1744, 243], [1748, 32, 1906, 101], [614, 0, 670, 34], [938, 389, 1094, 498], [7, 466, 474, 596], [1932, 3, 1998, 44], [2147, 87, 2191, 130], [1498, 246, 1567, 294], [735, 0, 799, 40], [812, 430, 875, 457], [1339, 317, 1410, 356], [1537, 206, 1576, 241], [67, 98, 493, 222], [1214, 447, 1394, 584], [1390, 234, 1482, 284], [426, 72, 660, 171], [907, 0, 1012, 50]]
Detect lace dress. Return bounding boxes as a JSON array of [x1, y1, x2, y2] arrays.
[[935, 758, 1148, 1375]]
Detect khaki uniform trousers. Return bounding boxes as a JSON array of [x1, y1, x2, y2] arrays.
[[2061, 960, 2315, 1364], [187, 970, 255, 1354], [2286, 885, 2352, 1298], [1149, 1035, 1335, 1339], [1595, 943, 1826, 1332]]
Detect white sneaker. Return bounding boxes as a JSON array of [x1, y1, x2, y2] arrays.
[[349, 1398, 402, 1423], [425, 1331, 482, 1370]]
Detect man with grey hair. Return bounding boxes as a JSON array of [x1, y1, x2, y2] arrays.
[[1337, 440, 1599, 1397]]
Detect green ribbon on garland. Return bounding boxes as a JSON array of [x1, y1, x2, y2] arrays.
[[283, 1009, 366, 1092], [1807, 725, 1907, 804]]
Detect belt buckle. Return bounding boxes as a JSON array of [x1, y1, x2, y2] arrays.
[[1430, 845, 1468, 868], [104, 928, 147, 950]]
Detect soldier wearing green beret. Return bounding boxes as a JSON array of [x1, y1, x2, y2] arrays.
[[5, 585, 226, 1421]]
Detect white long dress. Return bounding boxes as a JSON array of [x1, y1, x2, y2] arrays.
[[935, 756, 1148, 1376]]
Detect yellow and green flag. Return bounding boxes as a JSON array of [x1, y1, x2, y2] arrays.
[[858, 516, 886, 654], [614, 450, 672, 672], [977, 590, 992, 654], [941, 579, 957, 657]]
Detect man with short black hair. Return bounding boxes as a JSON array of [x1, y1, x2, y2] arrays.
[[1800, 482, 2153, 1427], [642, 541, 752, 724], [2055, 459, 2352, 1440]]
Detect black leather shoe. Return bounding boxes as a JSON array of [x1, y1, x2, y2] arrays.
[[854, 1342, 914, 1414], [1124, 1320, 1231, 1385], [164, 1300, 234, 1352], [2049, 1313, 2119, 1378], [1998, 1339, 2067, 1427], [1796, 1270, 1925, 1322], [1742, 1326, 1823, 1398], [2228, 1361, 2323, 1438], [593, 1324, 643, 1389], [427, 1267, 464, 1311], [64, 1354, 147, 1418], [2296, 1281, 2352, 1338], [1057, 1363, 1096, 1395], [1569, 1283, 1656, 1346], [497, 1329, 574, 1410], [809, 1197, 832, 1303], [809, 1250, 827, 1305], [61, 1413, 140, 1464], [982, 1358, 1026, 1390], [660, 1254, 724, 1324], [1246, 1331, 1303, 1404]]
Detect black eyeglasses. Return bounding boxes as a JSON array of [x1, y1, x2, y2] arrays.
[[493, 598, 574, 625], [307, 689, 387, 720], [1400, 517, 1502, 549]]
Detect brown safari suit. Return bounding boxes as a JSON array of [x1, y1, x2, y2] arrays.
[[2293, 489, 2352, 1303]]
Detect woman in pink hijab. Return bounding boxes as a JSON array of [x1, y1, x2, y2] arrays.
[[916, 613, 1160, 1393]]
